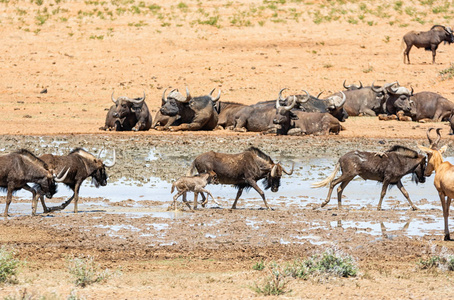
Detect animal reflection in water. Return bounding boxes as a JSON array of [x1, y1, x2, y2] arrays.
[[312, 145, 426, 210]]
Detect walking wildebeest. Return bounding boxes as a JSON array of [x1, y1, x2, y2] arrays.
[[188, 147, 293, 210], [418, 129, 454, 240], [170, 172, 219, 211], [160, 87, 221, 131], [1, 149, 68, 217], [312, 145, 426, 210], [287, 111, 343, 136], [100, 91, 152, 131], [233, 89, 298, 134], [38, 148, 116, 213], [403, 25, 454, 64]]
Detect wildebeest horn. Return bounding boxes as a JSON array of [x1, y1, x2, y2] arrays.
[[282, 162, 294, 175], [54, 167, 70, 183], [337, 91, 346, 107], [104, 149, 116, 168], [209, 88, 221, 102], [128, 91, 146, 104], [111, 91, 117, 104], [270, 164, 278, 177]]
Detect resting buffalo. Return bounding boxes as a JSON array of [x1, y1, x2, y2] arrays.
[[343, 80, 363, 91], [381, 84, 414, 117], [293, 90, 348, 122], [233, 89, 297, 134], [188, 147, 293, 210], [100, 91, 152, 131], [159, 87, 220, 131], [153, 88, 193, 130], [1, 149, 67, 217], [403, 25, 454, 64], [287, 111, 343, 136], [39, 148, 115, 213], [215, 101, 246, 129], [396, 91, 454, 122]]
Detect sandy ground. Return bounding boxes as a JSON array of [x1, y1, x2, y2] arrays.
[[2, 0, 454, 298]]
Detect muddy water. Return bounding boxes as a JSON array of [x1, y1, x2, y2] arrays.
[[0, 134, 450, 246]]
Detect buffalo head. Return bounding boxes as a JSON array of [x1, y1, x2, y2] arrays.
[[343, 80, 363, 90], [274, 88, 298, 128], [160, 88, 188, 116], [111, 91, 146, 118]]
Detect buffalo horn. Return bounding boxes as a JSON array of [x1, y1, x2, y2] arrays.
[[278, 88, 288, 102], [282, 162, 294, 175], [55, 167, 70, 183], [337, 91, 346, 107], [105, 149, 116, 168], [296, 90, 310, 104], [128, 91, 146, 104], [410, 86, 414, 96], [111, 91, 117, 104], [161, 88, 168, 104], [209, 88, 221, 102], [371, 81, 382, 93], [343, 80, 349, 89], [316, 91, 323, 99]]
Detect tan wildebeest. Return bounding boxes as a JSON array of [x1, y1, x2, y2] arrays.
[[418, 128, 454, 240]]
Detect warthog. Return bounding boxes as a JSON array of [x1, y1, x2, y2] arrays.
[[403, 25, 454, 64]]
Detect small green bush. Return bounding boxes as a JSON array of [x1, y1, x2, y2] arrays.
[[253, 263, 289, 296], [67, 256, 113, 287], [252, 260, 266, 271], [0, 248, 21, 284], [439, 63, 454, 81]]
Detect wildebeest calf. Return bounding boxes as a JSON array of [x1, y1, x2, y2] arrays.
[[171, 172, 218, 210]]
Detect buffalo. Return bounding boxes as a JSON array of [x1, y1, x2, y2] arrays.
[[159, 87, 221, 131], [154, 88, 193, 130], [343, 80, 363, 91], [404, 92, 454, 122], [1, 149, 67, 217], [233, 89, 297, 134], [403, 25, 454, 64], [188, 147, 293, 210], [100, 91, 152, 131], [293, 90, 348, 122], [312, 145, 426, 210], [287, 111, 343, 136], [215, 101, 246, 130], [39, 148, 115, 213]]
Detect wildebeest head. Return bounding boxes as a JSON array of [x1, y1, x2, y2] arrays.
[[432, 25, 454, 44], [343, 80, 363, 90], [264, 162, 294, 192], [72, 148, 116, 188], [274, 89, 298, 127], [111, 91, 146, 118]]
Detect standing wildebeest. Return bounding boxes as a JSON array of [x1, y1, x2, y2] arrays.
[[418, 129, 454, 240], [403, 25, 454, 64], [38, 148, 116, 213], [294, 90, 348, 122], [188, 147, 293, 210], [100, 91, 152, 131], [287, 111, 343, 136], [1, 149, 67, 217], [312, 145, 426, 210], [171, 172, 218, 211], [233, 89, 297, 134], [160, 87, 221, 131]]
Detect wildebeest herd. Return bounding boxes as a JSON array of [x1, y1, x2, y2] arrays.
[[3, 25, 454, 241]]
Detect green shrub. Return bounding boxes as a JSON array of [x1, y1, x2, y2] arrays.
[[252, 260, 266, 271], [253, 263, 289, 296], [439, 63, 454, 81], [67, 256, 113, 287], [0, 248, 21, 284]]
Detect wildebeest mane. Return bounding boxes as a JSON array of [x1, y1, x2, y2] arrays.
[[69, 147, 86, 155], [14, 149, 49, 169], [246, 147, 274, 164], [386, 145, 419, 158], [431, 24, 446, 31]]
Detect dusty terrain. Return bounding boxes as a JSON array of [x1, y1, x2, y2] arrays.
[[2, 0, 454, 299]]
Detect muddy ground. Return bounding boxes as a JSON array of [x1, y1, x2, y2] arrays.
[[3, 0, 454, 298]]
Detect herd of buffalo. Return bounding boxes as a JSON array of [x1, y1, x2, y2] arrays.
[[2, 25, 454, 240]]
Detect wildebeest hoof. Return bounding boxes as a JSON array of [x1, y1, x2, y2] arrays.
[[411, 206, 418, 211]]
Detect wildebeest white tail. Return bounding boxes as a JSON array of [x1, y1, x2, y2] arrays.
[[311, 163, 340, 188]]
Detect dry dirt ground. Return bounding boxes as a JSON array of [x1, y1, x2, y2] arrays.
[[3, 0, 454, 299]]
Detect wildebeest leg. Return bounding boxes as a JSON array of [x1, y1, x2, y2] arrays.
[[193, 192, 199, 210], [336, 178, 353, 209], [200, 193, 207, 207], [231, 188, 244, 209], [247, 180, 270, 210], [404, 44, 412, 64], [38, 195, 50, 213], [24, 185, 40, 216], [182, 192, 193, 211], [396, 180, 418, 210], [4, 185, 14, 217], [439, 192, 452, 241], [432, 46, 437, 64], [73, 182, 82, 213], [377, 181, 390, 210], [321, 175, 352, 208]]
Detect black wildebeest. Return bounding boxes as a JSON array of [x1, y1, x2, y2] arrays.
[[312, 145, 426, 210], [403, 25, 454, 64], [233, 89, 297, 134], [1, 149, 68, 217], [100, 91, 152, 131], [287, 111, 343, 136], [188, 147, 293, 210], [159, 87, 221, 131], [39, 148, 115, 213]]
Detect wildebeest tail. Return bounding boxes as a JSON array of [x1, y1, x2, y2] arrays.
[[311, 163, 340, 188]]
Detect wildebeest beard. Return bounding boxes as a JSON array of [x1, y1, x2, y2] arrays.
[[263, 175, 281, 191], [91, 177, 100, 188]]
